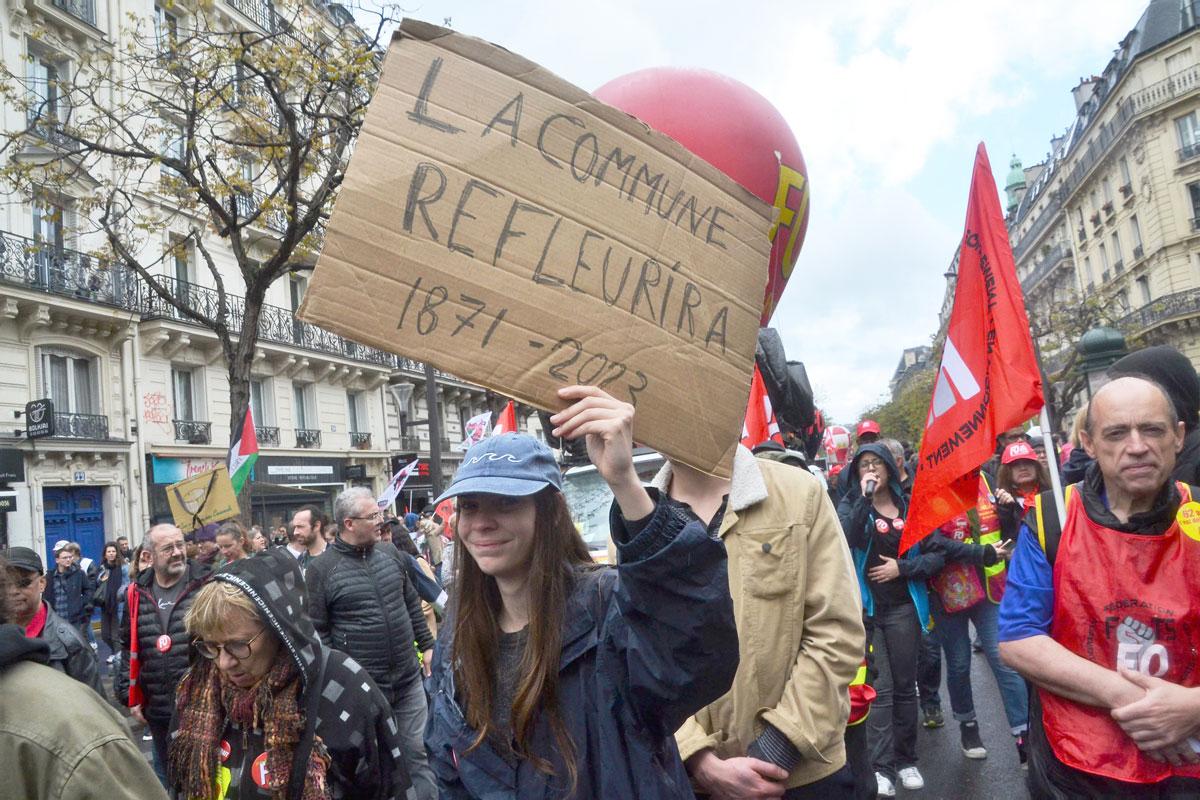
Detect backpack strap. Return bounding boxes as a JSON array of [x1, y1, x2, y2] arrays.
[[1033, 486, 1072, 567]]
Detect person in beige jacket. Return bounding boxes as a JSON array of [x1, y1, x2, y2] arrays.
[[0, 552, 167, 800], [662, 445, 866, 798]]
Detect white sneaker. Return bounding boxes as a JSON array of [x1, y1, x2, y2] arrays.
[[875, 772, 896, 797], [898, 766, 924, 790]]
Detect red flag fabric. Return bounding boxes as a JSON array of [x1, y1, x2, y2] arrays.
[[741, 365, 784, 448], [901, 144, 1043, 553], [492, 401, 517, 435]]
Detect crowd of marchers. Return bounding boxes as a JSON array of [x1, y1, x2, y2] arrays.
[[0, 345, 1198, 800]]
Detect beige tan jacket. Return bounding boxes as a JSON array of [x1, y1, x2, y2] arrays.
[[668, 447, 865, 789]]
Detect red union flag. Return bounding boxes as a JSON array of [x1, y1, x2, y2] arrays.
[[741, 365, 784, 448], [901, 144, 1043, 553]]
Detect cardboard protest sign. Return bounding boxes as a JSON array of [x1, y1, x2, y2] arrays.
[[298, 20, 773, 477], [165, 466, 239, 531]]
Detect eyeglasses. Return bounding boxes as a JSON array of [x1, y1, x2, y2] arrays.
[[11, 573, 38, 588], [194, 628, 267, 661], [348, 511, 384, 522]]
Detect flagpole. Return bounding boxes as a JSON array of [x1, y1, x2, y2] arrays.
[[1038, 405, 1067, 528]]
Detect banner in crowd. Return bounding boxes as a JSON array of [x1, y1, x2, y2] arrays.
[[456, 409, 492, 451], [297, 20, 774, 478], [378, 458, 421, 510], [902, 143, 1043, 553]]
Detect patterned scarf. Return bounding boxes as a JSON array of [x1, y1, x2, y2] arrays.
[[169, 657, 331, 800]]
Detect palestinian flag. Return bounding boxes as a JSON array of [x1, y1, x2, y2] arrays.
[[228, 406, 259, 493]]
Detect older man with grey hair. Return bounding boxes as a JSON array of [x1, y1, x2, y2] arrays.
[[1000, 376, 1200, 797], [306, 486, 437, 799]]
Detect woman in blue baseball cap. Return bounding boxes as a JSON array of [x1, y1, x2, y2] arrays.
[[425, 385, 738, 799]]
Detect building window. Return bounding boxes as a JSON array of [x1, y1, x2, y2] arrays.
[[1110, 231, 1123, 272], [1137, 275, 1152, 306], [289, 275, 307, 311], [40, 348, 98, 415], [1083, 256, 1094, 288], [292, 383, 314, 430], [1097, 243, 1109, 273], [347, 391, 365, 432], [1102, 177, 1113, 206], [1189, 183, 1200, 229], [154, 4, 178, 47], [162, 119, 185, 176], [1116, 289, 1130, 312], [31, 198, 67, 278], [172, 366, 202, 421], [1119, 156, 1132, 187], [1177, 112, 1200, 160], [1130, 214, 1143, 251], [250, 378, 273, 426], [27, 49, 66, 126]]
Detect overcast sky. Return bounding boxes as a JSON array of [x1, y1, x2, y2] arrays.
[[381, 0, 1140, 422]]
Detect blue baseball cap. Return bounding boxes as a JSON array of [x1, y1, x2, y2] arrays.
[[435, 433, 562, 504]]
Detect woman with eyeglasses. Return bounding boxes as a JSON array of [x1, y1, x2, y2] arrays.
[[168, 547, 409, 799]]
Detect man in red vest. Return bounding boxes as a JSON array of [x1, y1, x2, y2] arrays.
[[999, 376, 1200, 797]]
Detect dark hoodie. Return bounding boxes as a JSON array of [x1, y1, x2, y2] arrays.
[[837, 443, 943, 627], [1109, 345, 1200, 485], [168, 548, 409, 800]]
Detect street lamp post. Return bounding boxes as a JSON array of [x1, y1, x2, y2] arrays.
[[1077, 325, 1129, 401]]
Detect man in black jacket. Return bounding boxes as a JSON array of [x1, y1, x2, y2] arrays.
[[44, 541, 93, 639], [306, 486, 437, 800], [114, 523, 210, 786]]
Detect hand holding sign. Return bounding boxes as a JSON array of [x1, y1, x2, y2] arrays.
[[551, 385, 653, 522]]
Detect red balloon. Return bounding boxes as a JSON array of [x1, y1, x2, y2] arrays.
[[594, 68, 809, 324]]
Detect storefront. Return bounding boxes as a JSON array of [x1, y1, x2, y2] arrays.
[[388, 454, 435, 515], [249, 456, 348, 532]]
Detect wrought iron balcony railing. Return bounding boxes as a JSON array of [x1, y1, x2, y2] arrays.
[[350, 431, 371, 449], [0, 229, 129, 306], [295, 428, 321, 448], [173, 419, 212, 444], [1118, 287, 1200, 335], [256, 425, 280, 446], [51, 0, 96, 26], [225, 0, 276, 32], [1132, 244, 1144, 261], [398, 434, 421, 451], [0, 229, 473, 380], [52, 412, 109, 439], [1020, 242, 1070, 293]]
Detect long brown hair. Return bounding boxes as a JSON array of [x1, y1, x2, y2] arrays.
[[997, 458, 1051, 496], [450, 488, 595, 789]]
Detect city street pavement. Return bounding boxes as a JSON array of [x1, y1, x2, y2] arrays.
[[907, 647, 1029, 799]]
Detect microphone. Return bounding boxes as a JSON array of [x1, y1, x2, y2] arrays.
[[864, 478, 877, 500]]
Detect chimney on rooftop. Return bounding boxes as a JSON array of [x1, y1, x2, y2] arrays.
[[1072, 76, 1102, 112]]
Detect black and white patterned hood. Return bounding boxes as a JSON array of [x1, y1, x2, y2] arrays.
[[210, 548, 323, 691]]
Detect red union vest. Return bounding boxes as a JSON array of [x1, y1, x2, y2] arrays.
[[1040, 482, 1200, 784]]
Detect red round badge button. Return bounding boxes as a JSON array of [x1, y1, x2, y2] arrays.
[[219, 740, 231, 763], [251, 752, 271, 789], [894, 518, 905, 530], [875, 519, 889, 533], [156, 634, 172, 653]]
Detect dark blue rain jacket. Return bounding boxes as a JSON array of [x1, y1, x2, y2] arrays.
[[425, 490, 738, 799]]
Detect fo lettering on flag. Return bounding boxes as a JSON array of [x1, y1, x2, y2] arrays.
[[901, 144, 1044, 554], [378, 458, 420, 510]]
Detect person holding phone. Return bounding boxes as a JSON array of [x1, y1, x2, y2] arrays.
[[926, 472, 1028, 766]]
